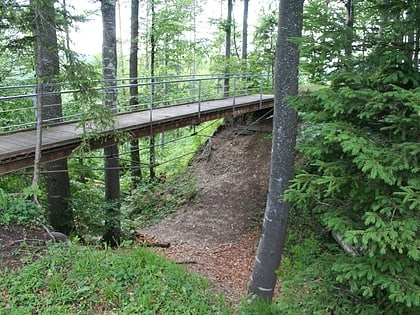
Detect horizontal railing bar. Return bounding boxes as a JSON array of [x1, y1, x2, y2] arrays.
[[1, 73, 273, 133]]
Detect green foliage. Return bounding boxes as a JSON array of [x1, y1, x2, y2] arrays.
[[299, 0, 350, 83], [236, 298, 278, 315], [300, 0, 420, 86], [0, 188, 41, 227], [284, 81, 419, 312], [142, 0, 205, 76], [283, 2, 420, 308], [67, 120, 221, 240], [123, 169, 197, 231], [0, 245, 231, 314], [248, 10, 277, 77], [278, 254, 388, 315], [69, 179, 112, 238]]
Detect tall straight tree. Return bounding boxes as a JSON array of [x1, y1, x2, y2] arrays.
[[223, 0, 233, 97], [148, 0, 156, 181], [31, 0, 73, 234], [248, 0, 304, 301], [344, 0, 354, 66], [242, 0, 249, 60], [101, 0, 121, 246], [129, 0, 142, 187]]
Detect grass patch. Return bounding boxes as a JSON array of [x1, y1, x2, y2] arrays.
[[0, 245, 231, 314]]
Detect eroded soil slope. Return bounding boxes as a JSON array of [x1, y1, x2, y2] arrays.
[[141, 121, 272, 300]]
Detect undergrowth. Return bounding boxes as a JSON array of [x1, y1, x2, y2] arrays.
[[0, 245, 231, 314], [122, 169, 197, 233], [0, 188, 42, 227]]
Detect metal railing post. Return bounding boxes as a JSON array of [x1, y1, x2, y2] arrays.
[[233, 76, 237, 115], [149, 80, 154, 132], [244, 73, 248, 95], [191, 73, 196, 102], [259, 75, 263, 109], [198, 79, 202, 121]]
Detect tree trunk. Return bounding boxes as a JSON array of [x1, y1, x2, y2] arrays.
[[415, 1, 419, 69], [101, 0, 121, 246], [223, 0, 233, 97], [149, 0, 156, 180], [130, 0, 142, 188], [242, 0, 249, 61], [32, 0, 73, 234], [344, 0, 354, 67], [248, 0, 304, 302]]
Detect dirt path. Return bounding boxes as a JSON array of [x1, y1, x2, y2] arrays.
[[141, 123, 272, 302]]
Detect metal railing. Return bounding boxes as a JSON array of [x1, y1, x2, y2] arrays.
[[0, 73, 273, 133]]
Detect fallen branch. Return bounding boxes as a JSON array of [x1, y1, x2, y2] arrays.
[[142, 242, 170, 248], [331, 231, 358, 256], [7, 238, 46, 246], [41, 224, 72, 246], [175, 260, 198, 265]]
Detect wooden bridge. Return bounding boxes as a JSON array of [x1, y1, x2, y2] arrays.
[[0, 94, 274, 175]]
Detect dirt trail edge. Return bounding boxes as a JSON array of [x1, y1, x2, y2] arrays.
[[141, 123, 273, 302]]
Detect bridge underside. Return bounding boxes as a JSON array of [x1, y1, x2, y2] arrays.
[[0, 94, 274, 175]]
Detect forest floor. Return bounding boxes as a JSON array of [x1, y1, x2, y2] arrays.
[[141, 117, 275, 303], [0, 116, 274, 304]]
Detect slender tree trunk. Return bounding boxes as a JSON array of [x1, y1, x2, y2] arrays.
[[32, 0, 73, 233], [223, 0, 233, 97], [130, 0, 142, 188], [248, 0, 304, 302], [32, 2, 43, 192], [344, 0, 354, 68], [149, 0, 156, 180], [101, 0, 121, 246], [242, 0, 249, 61], [415, 4, 419, 69], [409, 0, 419, 68]]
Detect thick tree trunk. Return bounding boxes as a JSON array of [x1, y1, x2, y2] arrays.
[[32, 0, 73, 233], [101, 0, 121, 246], [248, 0, 304, 302], [130, 0, 142, 187]]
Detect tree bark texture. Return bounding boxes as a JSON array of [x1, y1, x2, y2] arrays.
[[149, 0, 156, 180], [242, 0, 249, 60], [344, 0, 354, 64], [32, 0, 73, 233], [130, 0, 142, 187], [101, 0, 121, 246], [223, 0, 233, 97], [248, 0, 304, 302]]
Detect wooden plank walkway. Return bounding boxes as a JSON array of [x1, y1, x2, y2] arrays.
[[0, 94, 274, 175]]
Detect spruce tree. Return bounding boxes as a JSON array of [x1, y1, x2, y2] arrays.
[[283, 0, 420, 312]]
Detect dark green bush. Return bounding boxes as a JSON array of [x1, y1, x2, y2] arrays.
[[283, 82, 420, 313]]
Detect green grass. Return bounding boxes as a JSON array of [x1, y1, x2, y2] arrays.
[[0, 245, 231, 314]]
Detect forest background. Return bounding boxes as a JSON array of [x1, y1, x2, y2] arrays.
[[0, 0, 419, 314]]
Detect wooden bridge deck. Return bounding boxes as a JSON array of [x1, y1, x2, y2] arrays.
[[0, 94, 274, 175]]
